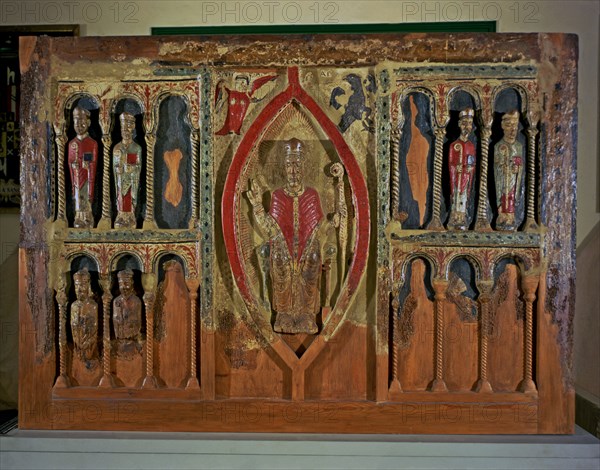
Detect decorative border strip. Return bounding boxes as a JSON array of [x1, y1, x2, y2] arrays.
[[65, 230, 198, 243], [377, 71, 391, 270], [391, 231, 541, 247], [393, 64, 537, 79], [199, 68, 213, 326]]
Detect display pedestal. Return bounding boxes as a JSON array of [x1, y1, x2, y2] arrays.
[[2, 427, 598, 469]]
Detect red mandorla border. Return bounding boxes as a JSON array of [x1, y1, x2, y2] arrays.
[[221, 67, 370, 308]]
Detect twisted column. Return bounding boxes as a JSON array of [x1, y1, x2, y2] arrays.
[[98, 276, 115, 388], [390, 126, 402, 222], [474, 126, 493, 231], [475, 284, 493, 393], [431, 279, 448, 392], [141, 273, 157, 388], [53, 276, 70, 388], [189, 130, 200, 229], [143, 133, 158, 229], [524, 126, 539, 231], [519, 275, 539, 394], [388, 292, 402, 394], [427, 127, 446, 230], [186, 277, 201, 390], [54, 132, 68, 224], [97, 134, 112, 230]]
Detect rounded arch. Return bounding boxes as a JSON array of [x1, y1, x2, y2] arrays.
[[65, 251, 100, 273], [152, 92, 193, 132], [492, 252, 533, 277], [67, 254, 103, 307], [109, 251, 144, 273], [110, 94, 145, 116], [397, 252, 438, 286], [111, 95, 146, 140], [57, 92, 101, 136], [152, 250, 190, 277], [396, 87, 437, 127], [445, 253, 483, 282], [64, 92, 100, 114], [447, 85, 483, 112], [492, 83, 529, 114]]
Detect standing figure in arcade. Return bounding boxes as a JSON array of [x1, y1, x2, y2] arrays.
[[448, 108, 477, 230], [494, 110, 524, 230], [113, 269, 142, 344], [113, 112, 142, 228], [247, 138, 324, 334], [68, 106, 98, 228], [70, 268, 99, 361]]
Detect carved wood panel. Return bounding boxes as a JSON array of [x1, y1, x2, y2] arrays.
[[19, 33, 576, 433]]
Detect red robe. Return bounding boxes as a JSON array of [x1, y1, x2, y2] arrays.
[[269, 187, 323, 261], [268, 187, 324, 326], [68, 135, 98, 198], [448, 138, 476, 199]]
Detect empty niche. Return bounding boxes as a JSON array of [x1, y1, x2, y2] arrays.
[[444, 257, 479, 391], [154, 95, 192, 229], [397, 92, 434, 229], [64, 96, 102, 228], [110, 99, 146, 229], [68, 255, 102, 385], [394, 257, 435, 391], [443, 90, 479, 230], [488, 257, 525, 391], [155, 254, 191, 388], [491, 88, 526, 230]]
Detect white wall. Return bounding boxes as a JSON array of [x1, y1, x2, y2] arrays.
[[1, 0, 598, 406]]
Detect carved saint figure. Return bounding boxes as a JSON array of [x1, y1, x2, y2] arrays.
[[70, 268, 98, 361], [448, 108, 477, 230], [215, 74, 277, 135], [68, 106, 98, 228], [113, 269, 142, 342], [113, 112, 142, 228], [247, 138, 324, 334], [494, 110, 524, 230]]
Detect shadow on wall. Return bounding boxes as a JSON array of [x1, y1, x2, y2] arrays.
[[0, 246, 18, 410]]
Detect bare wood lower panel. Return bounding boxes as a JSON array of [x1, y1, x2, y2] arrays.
[[19, 399, 538, 434]]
